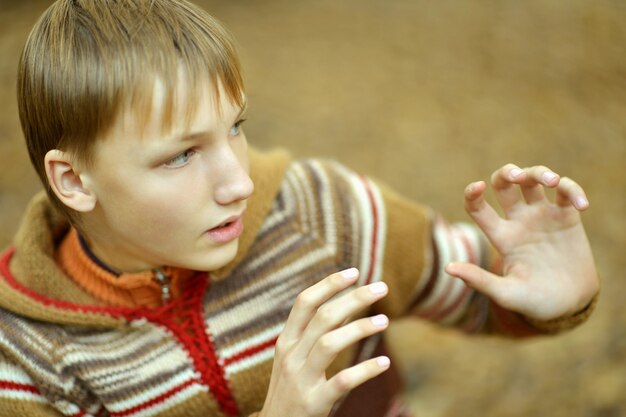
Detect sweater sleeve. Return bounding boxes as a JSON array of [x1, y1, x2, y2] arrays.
[[360, 174, 595, 336]]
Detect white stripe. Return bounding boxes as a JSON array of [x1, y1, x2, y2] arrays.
[[87, 342, 193, 388], [290, 164, 319, 234], [330, 163, 375, 284], [0, 334, 58, 383], [8, 320, 55, 358], [0, 361, 38, 385], [413, 220, 479, 322], [433, 224, 476, 316], [225, 347, 275, 377], [61, 324, 172, 364], [0, 361, 46, 402], [115, 383, 206, 417], [241, 232, 303, 277], [309, 161, 339, 245], [413, 217, 453, 311], [439, 288, 473, 325], [53, 400, 84, 415], [362, 176, 386, 285], [106, 370, 202, 412], [456, 222, 486, 266], [436, 225, 473, 312], [219, 322, 284, 359], [0, 389, 46, 402]]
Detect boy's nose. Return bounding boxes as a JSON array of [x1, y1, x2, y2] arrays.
[[213, 150, 254, 206]]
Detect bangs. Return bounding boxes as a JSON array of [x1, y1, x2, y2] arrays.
[[122, 1, 246, 139], [24, 0, 244, 167]]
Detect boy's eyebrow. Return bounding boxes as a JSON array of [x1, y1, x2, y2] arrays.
[[171, 100, 248, 143]]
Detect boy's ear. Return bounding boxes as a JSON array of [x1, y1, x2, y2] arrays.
[[44, 150, 97, 212]]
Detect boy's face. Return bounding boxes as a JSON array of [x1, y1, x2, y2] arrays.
[[79, 78, 254, 273]]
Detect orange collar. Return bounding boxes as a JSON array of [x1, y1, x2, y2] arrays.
[[56, 228, 196, 308]]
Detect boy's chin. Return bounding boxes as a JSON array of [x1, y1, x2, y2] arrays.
[[183, 241, 240, 272]]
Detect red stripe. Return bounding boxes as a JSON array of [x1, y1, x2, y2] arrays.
[[360, 177, 380, 285], [0, 380, 41, 395], [110, 379, 198, 417], [415, 278, 456, 319], [431, 285, 473, 322], [0, 247, 133, 318], [223, 336, 278, 367]]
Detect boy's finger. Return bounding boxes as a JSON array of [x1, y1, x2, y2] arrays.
[[445, 262, 520, 310], [293, 281, 388, 360], [555, 176, 589, 210], [323, 356, 391, 404], [490, 164, 526, 213], [464, 181, 504, 237], [307, 315, 389, 375], [280, 268, 360, 344], [517, 166, 557, 204]]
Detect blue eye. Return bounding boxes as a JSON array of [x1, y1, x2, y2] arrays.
[[230, 119, 246, 137], [164, 149, 196, 168]]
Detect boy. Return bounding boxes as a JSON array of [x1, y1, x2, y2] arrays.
[[0, 0, 599, 416]]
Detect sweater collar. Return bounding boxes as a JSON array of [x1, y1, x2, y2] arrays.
[[56, 228, 196, 308]]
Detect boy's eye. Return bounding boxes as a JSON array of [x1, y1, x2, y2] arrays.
[[229, 119, 247, 137], [164, 149, 196, 168]]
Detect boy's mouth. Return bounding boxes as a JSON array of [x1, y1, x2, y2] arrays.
[[206, 215, 244, 243]]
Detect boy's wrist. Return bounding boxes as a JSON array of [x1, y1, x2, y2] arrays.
[[522, 290, 599, 334]]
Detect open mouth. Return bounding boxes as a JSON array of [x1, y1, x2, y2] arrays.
[[206, 216, 244, 243]]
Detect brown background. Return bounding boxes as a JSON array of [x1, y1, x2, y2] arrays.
[[1, 1, 625, 416]]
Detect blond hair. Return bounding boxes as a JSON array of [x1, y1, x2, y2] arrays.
[[17, 0, 245, 223]]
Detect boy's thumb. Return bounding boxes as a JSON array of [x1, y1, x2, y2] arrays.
[[445, 262, 502, 300]]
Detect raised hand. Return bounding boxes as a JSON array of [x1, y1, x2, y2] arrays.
[[259, 268, 390, 417], [445, 164, 599, 321]]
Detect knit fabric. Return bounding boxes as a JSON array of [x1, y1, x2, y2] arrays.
[[0, 148, 595, 417], [56, 228, 199, 308]]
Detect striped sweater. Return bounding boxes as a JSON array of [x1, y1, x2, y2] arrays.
[[0, 148, 594, 417]]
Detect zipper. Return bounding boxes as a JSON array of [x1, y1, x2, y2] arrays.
[[154, 268, 172, 304]]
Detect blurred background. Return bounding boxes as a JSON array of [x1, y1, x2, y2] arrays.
[[1, 1, 624, 416]]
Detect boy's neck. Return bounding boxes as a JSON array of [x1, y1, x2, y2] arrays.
[[77, 233, 123, 276]]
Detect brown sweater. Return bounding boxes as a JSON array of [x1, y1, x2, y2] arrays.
[[0, 148, 595, 417]]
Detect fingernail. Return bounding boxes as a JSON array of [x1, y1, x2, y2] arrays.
[[377, 356, 391, 369], [575, 197, 589, 209], [340, 268, 359, 280], [369, 282, 387, 294], [542, 172, 558, 184], [510, 168, 523, 179], [371, 314, 388, 327]]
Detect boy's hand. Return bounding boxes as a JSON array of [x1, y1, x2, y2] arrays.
[[445, 164, 599, 321], [259, 269, 390, 417]]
